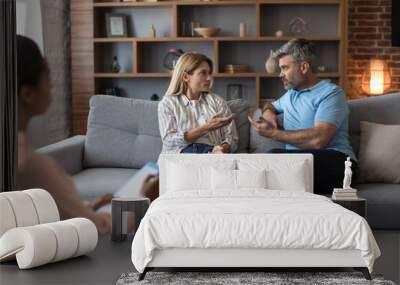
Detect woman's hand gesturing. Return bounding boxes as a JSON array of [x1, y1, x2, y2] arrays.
[[206, 112, 235, 131]]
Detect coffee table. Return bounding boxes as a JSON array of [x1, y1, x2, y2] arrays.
[[0, 234, 133, 285]]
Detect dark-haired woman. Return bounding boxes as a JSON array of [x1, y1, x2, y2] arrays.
[[16, 35, 112, 233]]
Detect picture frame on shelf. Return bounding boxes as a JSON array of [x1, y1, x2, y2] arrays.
[[106, 13, 128, 38], [226, 84, 242, 101]]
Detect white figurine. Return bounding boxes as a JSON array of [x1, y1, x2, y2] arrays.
[[342, 157, 353, 189]]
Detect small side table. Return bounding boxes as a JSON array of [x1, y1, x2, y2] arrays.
[[111, 197, 150, 242], [331, 197, 367, 218]]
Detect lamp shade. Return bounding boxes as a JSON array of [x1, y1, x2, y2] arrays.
[[361, 59, 391, 95]]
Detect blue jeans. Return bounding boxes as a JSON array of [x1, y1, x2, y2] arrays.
[[180, 143, 214, 154]]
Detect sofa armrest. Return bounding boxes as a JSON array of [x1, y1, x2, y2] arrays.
[[37, 135, 85, 176]]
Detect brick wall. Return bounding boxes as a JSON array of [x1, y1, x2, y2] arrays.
[[347, 0, 400, 98]]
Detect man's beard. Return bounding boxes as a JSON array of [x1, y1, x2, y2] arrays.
[[282, 80, 295, 90], [282, 75, 302, 90]]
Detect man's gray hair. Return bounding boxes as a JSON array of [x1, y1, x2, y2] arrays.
[[274, 39, 316, 70]]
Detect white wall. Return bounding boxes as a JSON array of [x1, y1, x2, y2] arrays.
[[17, 0, 48, 149]]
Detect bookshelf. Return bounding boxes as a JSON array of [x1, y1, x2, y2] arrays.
[[71, 0, 347, 134]]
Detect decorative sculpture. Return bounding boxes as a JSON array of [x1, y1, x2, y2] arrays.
[[112, 56, 120, 73], [343, 157, 353, 189], [265, 50, 279, 74], [289, 17, 309, 36]]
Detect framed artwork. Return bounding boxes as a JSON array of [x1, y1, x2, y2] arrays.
[[226, 84, 242, 101], [106, 13, 128, 37]]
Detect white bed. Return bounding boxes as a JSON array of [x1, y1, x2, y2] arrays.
[[131, 154, 380, 280]]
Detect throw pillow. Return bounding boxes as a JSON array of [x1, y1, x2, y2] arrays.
[[211, 168, 236, 190], [166, 160, 236, 192], [358, 121, 400, 183], [227, 99, 250, 153], [237, 158, 309, 192], [211, 168, 267, 190], [84, 96, 162, 169], [236, 169, 267, 188]]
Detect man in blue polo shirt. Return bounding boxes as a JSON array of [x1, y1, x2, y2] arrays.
[[249, 39, 356, 194]]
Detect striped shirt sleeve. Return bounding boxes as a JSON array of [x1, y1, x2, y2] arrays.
[[158, 98, 188, 150]]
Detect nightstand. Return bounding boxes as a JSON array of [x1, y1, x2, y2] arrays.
[[331, 197, 367, 218], [111, 197, 150, 242]]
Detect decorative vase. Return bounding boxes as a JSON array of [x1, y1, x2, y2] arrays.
[[265, 50, 279, 74], [163, 48, 184, 70], [112, 56, 120, 73], [239, 22, 246, 37], [275, 30, 284, 37], [150, 93, 160, 101], [149, 24, 156, 38]]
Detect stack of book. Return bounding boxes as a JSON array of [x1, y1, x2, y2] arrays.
[[223, 64, 250, 73], [332, 188, 358, 200]]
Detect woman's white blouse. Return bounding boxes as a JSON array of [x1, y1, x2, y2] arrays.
[[158, 93, 238, 154]]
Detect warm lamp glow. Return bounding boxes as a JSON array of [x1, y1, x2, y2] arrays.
[[361, 59, 391, 95]]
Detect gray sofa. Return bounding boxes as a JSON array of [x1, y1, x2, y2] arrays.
[[39, 93, 400, 230]]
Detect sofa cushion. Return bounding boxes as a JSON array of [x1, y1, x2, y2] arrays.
[[73, 168, 138, 200], [358, 121, 400, 183], [226, 99, 250, 153], [249, 108, 284, 153], [348, 92, 400, 158], [84, 95, 162, 169], [356, 183, 400, 230]]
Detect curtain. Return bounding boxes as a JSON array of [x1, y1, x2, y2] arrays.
[[0, 0, 17, 192], [40, 0, 71, 144]]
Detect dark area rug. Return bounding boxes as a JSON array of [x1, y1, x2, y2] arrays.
[[116, 271, 396, 285]]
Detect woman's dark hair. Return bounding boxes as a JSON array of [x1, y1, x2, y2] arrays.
[[17, 35, 48, 95]]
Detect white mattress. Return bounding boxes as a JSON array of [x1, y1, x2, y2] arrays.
[[131, 190, 380, 273]]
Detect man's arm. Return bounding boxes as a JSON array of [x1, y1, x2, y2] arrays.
[[271, 122, 337, 149], [261, 102, 278, 128], [248, 117, 337, 149], [262, 101, 277, 114]]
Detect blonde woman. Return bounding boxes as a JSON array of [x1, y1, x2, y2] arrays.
[[158, 52, 238, 154]]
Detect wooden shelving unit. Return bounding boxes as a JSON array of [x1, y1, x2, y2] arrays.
[[71, 0, 347, 134], [94, 36, 341, 42]]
